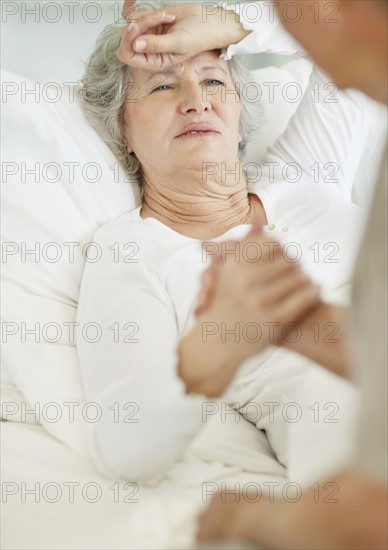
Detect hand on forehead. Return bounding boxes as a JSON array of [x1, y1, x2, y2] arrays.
[[131, 50, 228, 85]]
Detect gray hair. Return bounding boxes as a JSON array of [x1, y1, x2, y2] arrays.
[[77, 5, 263, 196]]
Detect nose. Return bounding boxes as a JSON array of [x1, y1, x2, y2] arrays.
[[178, 81, 211, 115]]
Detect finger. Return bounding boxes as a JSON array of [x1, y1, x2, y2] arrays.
[[119, 51, 175, 72], [213, 251, 222, 263], [133, 29, 183, 55], [241, 231, 281, 265], [194, 293, 209, 317], [249, 256, 298, 286], [258, 270, 313, 305], [201, 265, 217, 287], [239, 216, 263, 249], [249, 214, 263, 236], [274, 284, 321, 324], [122, 12, 176, 50], [196, 509, 223, 544], [118, 11, 175, 59], [122, 0, 136, 20], [236, 237, 283, 270], [128, 10, 176, 33], [195, 284, 211, 313], [195, 267, 218, 315], [118, 26, 168, 71], [116, 38, 137, 67]]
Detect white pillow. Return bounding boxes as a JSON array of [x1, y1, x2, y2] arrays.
[[244, 57, 313, 163], [1, 70, 140, 454], [245, 59, 387, 208]]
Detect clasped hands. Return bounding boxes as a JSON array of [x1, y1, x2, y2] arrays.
[[177, 219, 322, 398], [196, 220, 321, 333]]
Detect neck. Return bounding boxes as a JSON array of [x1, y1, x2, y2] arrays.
[[140, 167, 267, 239]]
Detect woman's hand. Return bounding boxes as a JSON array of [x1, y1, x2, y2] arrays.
[[122, 0, 136, 20], [178, 222, 321, 397], [117, 3, 250, 71]]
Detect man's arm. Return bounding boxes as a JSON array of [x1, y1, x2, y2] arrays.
[[197, 469, 388, 550], [280, 301, 351, 378]]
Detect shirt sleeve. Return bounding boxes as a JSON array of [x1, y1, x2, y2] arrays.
[[219, 2, 382, 200], [221, 1, 304, 59], [246, 65, 380, 200], [76, 230, 205, 482]]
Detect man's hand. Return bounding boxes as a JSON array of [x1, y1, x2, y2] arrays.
[[117, 3, 249, 71], [196, 490, 262, 546], [197, 471, 388, 550]]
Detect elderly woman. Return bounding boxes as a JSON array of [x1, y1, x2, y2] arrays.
[[76, 4, 371, 482]]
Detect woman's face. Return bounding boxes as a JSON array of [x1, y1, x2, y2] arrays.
[[123, 51, 242, 182]]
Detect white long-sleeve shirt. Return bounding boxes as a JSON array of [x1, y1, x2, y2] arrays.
[[76, 10, 374, 482]]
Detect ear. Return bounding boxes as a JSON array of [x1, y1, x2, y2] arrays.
[[124, 137, 133, 154]]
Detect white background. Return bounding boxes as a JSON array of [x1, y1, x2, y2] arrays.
[[1, 0, 288, 83], [1, 1, 123, 83]]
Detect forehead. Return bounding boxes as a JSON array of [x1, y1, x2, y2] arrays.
[[131, 50, 230, 85]]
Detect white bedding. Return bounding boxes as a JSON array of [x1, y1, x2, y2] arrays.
[[1, 410, 287, 549], [2, 364, 358, 549]]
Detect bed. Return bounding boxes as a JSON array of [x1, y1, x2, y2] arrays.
[[1, 2, 387, 548]]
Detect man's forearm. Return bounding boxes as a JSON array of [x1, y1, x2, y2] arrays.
[[251, 470, 388, 550], [281, 302, 351, 378]]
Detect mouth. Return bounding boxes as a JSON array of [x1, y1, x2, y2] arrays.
[[175, 124, 221, 139], [176, 130, 220, 139]]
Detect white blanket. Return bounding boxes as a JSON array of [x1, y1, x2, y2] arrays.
[[1, 404, 287, 549]]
